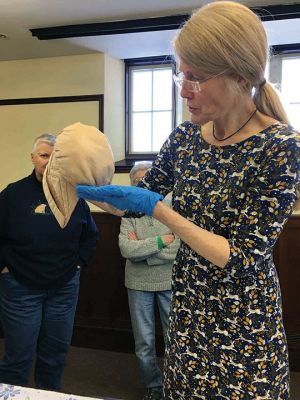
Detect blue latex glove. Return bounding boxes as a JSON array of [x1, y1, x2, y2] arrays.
[[77, 185, 163, 216]]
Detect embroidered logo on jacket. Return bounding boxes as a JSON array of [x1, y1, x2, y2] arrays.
[[31, 202, 52, 216]]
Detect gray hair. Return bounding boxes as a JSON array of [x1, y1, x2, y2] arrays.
[[32, 133, 56, 153], [129, 162, 152, 184]]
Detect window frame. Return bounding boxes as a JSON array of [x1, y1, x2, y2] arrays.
[[124, 56, 176, 161], [281, 53, 300, 130], [269, 48, 300, 130]]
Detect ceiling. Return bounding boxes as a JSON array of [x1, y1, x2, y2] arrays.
[[0, 0, 300, 61]]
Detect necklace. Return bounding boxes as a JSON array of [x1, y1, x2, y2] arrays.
[[212, 108, 258, 142]]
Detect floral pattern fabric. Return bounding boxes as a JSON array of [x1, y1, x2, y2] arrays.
[[140, 121, 300, 399], [0, 383, 106, 400]]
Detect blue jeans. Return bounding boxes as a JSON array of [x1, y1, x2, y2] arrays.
[[0, 270, 80, 390], [127, 289, 171, 389]]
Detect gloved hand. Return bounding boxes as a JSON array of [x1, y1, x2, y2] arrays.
[[76, 185, 163, 216]]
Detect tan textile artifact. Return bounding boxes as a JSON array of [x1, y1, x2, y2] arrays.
[[43, 122, 114, 228]]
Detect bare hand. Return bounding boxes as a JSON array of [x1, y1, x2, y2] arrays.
[[89, 200, 125, 216], [161, 234, 175, 246], [128, 231, 138, 240]]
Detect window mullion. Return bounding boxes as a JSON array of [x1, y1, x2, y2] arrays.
[[151, 69, 154, 152]]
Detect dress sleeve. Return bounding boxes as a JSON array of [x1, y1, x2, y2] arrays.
[[224, 134, 300, 278], [123, 124, 192, 220], [137, 124, 187, 195]]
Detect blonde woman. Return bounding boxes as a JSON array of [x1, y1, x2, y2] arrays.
[[119, 162, 179, 400], [78, 2, 300, 398]]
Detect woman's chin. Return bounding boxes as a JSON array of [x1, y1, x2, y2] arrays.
[[190, 113, 209, 125]]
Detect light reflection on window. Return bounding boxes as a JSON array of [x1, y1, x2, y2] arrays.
[[281, 57, 300, 130], [130, 65, 174, 153]]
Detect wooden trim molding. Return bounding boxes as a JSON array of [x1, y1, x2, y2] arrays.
[[0, 94, 104, 131]]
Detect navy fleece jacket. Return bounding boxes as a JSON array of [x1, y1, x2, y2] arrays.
[[0, 171, 99, 289]]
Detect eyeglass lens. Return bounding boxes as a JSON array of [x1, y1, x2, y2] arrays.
[[173, 74, 200, 92]]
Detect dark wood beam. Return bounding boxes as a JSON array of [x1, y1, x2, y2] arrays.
[[30, 15, 188, 40], [30, 4, 300, 40]]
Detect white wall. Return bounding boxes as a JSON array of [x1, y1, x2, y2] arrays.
[[103, 54, 125, 162], [0, 54, 105, 98], [0, 53, 129, 190]]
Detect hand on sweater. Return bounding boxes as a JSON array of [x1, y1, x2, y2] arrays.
[[128, 231, 138, 241], [127, 232, 174, 246], [161, 234, 175, 247]]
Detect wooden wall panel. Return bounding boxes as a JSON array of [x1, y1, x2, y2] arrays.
[[276, 217, 300, 370]]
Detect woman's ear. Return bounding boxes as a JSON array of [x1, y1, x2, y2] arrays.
[[237, 75, 251, 90], [227, 72, 249, 88]]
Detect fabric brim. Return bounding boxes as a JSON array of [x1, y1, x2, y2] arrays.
[[43, 159, 78, 228], [42, 122, 115, 228]]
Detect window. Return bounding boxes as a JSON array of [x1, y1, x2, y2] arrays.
[[281, 56, 300, 130], [125, 57, 176, 159]]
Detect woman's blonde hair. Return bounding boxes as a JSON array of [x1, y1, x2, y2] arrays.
[[174, 1, 288, 123]]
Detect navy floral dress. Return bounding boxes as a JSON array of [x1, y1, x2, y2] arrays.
[[140, 121, 300, 399]]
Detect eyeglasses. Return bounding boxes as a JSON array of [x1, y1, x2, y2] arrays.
[[173, 70, 228, 93], [132, 177, 143, 185]]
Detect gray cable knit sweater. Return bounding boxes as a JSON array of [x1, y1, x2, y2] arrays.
[[119, 215, 180, 291]]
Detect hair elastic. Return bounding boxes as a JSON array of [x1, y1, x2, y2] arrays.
[[259, 78, 266, 88]]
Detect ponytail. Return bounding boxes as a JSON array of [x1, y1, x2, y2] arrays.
[[253, 82, 289, 124]]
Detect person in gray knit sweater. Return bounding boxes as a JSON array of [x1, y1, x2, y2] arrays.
[[119, 162, 179, 400]]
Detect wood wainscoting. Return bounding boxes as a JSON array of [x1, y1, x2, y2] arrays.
[[72, 213, 300, 369], [274, 216, 300, 371]]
